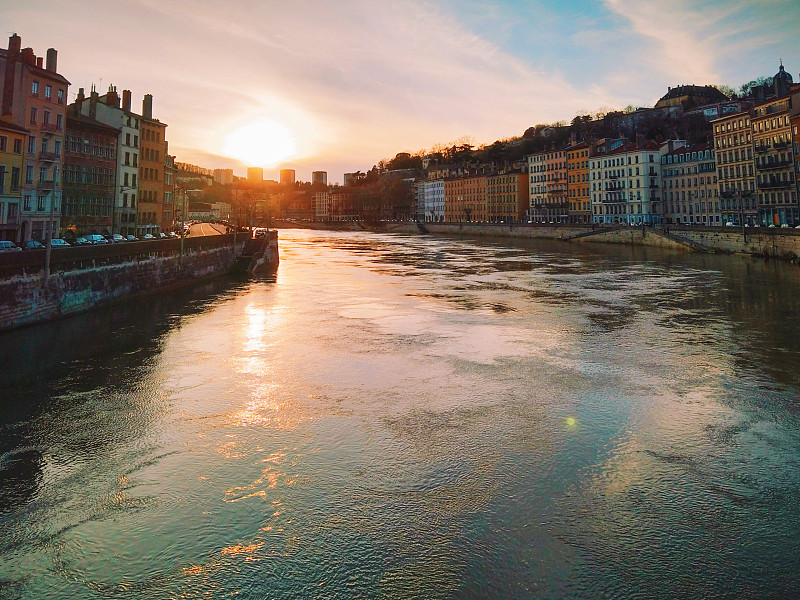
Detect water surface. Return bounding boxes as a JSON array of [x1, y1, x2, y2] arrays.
[[1, 229, 799, 599]]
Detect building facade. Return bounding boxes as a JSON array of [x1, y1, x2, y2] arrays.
[[660, 144, 719, 225], [164, 150, 176, 229], [567, 144, 591, 223], [416, 179, 445, 222], [750, 90, 799, 226], [486, 172, 528, 223], [712, 111, 756, 225], [0, 120, 26, 241], [0, 34, 69, 242], [590, 144, 662, 225], [213, 168, 233, 185], [527, 151, 546, 222], [445, 176, 487, 222], [62, 111, 118, 235], [138, 94, 167, 234], [74, 86, 141, 235], [311, 171, 327, 186]]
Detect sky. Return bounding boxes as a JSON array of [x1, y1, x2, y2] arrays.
[[5, 0, 799, 184]]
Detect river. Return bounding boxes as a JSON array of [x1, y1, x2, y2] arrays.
[[1, 229, 799, 599]]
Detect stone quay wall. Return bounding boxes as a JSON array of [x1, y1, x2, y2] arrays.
[[277, 221, 800, 260], [0, 243, 243, 332]]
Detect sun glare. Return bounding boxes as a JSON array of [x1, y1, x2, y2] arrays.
[[223, 119, 297, 167]]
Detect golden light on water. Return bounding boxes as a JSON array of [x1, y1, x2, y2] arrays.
[[223, 118, 297, 167], [565, 417, 577, 428]]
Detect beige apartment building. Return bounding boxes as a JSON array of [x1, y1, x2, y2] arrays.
[[712, 111, 756, 225], [445, 176, 487, 222]]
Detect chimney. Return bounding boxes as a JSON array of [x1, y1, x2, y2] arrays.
[[7, 34, 21, 58], [76, 87, 85, 103], [106, 85, 120, 108], [142, 94, 153, 120], [21, 47, 35, 65], [36, 57, 43, 69], [122, 89, 132, 112], [46, 48, 57, 72], [2, 35, 21, 117], [90, 89, 98, 119]]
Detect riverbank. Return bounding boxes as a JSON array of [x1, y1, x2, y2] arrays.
[[272, 220, 800, 262], [0, 237, 244, 331]]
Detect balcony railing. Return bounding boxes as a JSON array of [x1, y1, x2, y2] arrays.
[[756, 159, 793, 171], [758, 180, 793, 190], [37, 179, 58, 190], [39, 151, 59, 161], [40, 122, 59, 133]]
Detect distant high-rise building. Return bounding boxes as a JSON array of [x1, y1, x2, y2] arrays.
[[247, 167, 263, 183], [312, 171, 327, 186], [213, 168, 234, 185], [280, 169, 295, 185]]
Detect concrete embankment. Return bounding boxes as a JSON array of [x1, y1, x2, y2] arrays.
[[0, 237, 244, 331], [273, 220, 800, 261]]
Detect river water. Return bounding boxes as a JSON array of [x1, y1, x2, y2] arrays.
[[1, 229, 799, 599]]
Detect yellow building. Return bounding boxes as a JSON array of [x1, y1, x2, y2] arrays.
[[0, 120, 27, 241], [487, 172, 529, 223], [445, 175, 487, 222]]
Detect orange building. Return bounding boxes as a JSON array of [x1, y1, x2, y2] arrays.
[[486, 172, 529, 222], [567, 144, 591, 223], [445, 175, 487, 222], [137, 94, 168, 234]]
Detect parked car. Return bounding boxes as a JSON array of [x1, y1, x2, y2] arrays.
[[50, 238, 71, 247], [106, 233, 126, 243], [0, 240, 21, 252], [157, 232, 167, 239], [23, 240, 44, 250], [85, 234, 108, 245], [142, 234, 155, 240], [71, 237, 90, 246], [168, 231, 177, 238], [125, 234, 138, 242]]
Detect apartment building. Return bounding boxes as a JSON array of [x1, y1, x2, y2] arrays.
[[590, 143, 662, 225], [0, 120, 26, 241], [567, 144, 591, 223], [445, 175, 487, 222], [416, 179, 445, 222], [486, 172, 528, 223], [74, 86, 140, 235], [750, 90, 799, 226], [660, 143, 720, 225], [139, 94, 167, 234], [62, 109, 119, 235], [711, 111, 756, 226], [527, 151, 546, 222], [0, 34, 69, 241]]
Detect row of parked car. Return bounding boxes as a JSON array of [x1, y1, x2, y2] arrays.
[[0, 232, 179, 252]]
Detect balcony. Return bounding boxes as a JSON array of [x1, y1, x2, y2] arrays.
[[37, 179, 58, 191], [40, 122, 59, 133], [756, 159, 793, 171], [39, 151, 59, 162], [758, 180, 793, 190], [754, 144, 770, 154]]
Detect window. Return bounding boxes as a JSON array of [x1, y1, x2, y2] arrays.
[[30, 107, 37, 125], [11, 167, 19, 190], [125, 133, 131, 146], [37, 195, 45, 211], [13, 138, 21, 153], [54, 140, 61, 156], [31, 80, 39, 96], [57, 88, 65, 104], [56, 114, 63, 130], [45, 84, 52, 99], [25, 165, 34, 184], [23, 194, 31, 211]]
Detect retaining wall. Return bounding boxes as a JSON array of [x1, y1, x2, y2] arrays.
[[0, 243, 242, 332]]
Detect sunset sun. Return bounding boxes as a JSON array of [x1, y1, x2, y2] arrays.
[[223, 119, 297, 167]]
